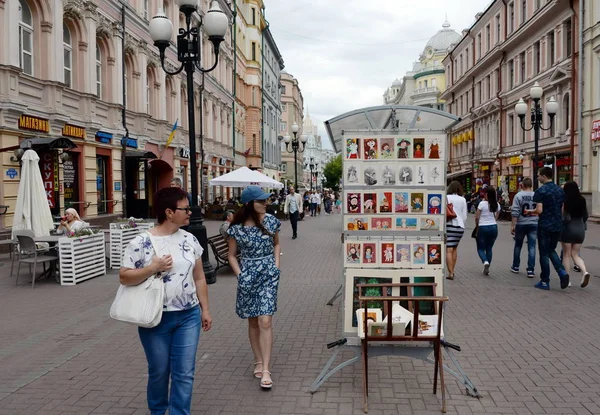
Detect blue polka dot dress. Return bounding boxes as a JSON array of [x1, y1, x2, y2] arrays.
[[227, 214, 281, 318]]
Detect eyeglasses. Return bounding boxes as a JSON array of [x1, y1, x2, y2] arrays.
[[174, 207, 192, 213]]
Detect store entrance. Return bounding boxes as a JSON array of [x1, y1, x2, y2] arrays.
[[125, 158, 148, 219]]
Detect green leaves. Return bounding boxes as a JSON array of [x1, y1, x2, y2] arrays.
[[322, 154, 342, 191]]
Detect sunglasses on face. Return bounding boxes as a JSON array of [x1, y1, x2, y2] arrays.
[[254, 199, 268, 204], [174, 207, 192, 213]]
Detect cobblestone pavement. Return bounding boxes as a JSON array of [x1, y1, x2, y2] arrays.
[[1, 213, 600, 415]]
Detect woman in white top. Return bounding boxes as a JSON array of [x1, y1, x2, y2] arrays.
[[475, 186, 500, 275], [56, 208, 87, 234], [446, 181, 469, 280]]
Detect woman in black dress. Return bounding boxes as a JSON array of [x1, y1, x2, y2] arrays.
[[560, 181, 590, 287]]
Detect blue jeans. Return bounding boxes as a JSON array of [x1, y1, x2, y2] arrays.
[[537, 228, 566, 283], [476, 225, 498, 264], [512, 224, 537, 272], [138, 306, 201, 415]]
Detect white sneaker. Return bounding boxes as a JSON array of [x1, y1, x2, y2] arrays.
[[483, 261, 490, 276]]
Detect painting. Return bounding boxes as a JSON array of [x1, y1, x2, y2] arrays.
[[381, 242, 395, 265], [370, 217, 392, 231], [429, 164, 442, 185], [362, 192, 377, 214], [362, 243, 378, 265], [346, 138, 360, 159], [412, 243, 426, 266], [420, 216, 442, 231], [378, 191, 393, 213], [410, 192, 425, 213], [413, 138, 425, 159], [398, 165, 413, 185], [379, 138, 395, 159], [345, 163, 361, 185], [427, 193, 443, 215], [395, 216, 418, 231], [397, 138, 411, 159], [381, 165, 396, 186], [426, 136, 443, 160], [345, 242, 361, 265], [415, 165, 427, 185], [346, 217, 369, 231], [363, 138, 378, 160], [356, 308, 383, 337], [364, 166, 378, 186], [427, 243, 442, 266], [395, 243, 412, 267], [347, 192, 362, 214], [394, 191, 410, 213]]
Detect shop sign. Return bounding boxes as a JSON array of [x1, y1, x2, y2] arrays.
[[40, 152, 58, 208], [592, 120, 600, 141], [114, 181, 121, 191], [481, 165, 489, 171], [556, 157, 571, 167], [18, 114, 50, 133], [63, 157, 79, 205], [510, 156, 522, 165], [121, 137, 138, 148], [95, 131, 113, 144], [6, 168, 18, 179], [179, 147, 190, 158], [62, 124, 86, 139]]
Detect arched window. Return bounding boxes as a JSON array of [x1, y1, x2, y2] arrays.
[[96, 45, 102, 98], [165, 77, 174, 122], [145, 70, 151, 114], [146, 67, 156, 116], [63, 23, 73, 88], [18, 0, 34, 75]]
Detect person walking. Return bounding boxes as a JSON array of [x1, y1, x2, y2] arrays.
[[560, 181, 590, 288], [309, 191, 319, 216], [445, 181, 468, 280], [526, 167, 569, 290], [227, 186, 281, 389], [284, 185, 302, 239], [120, 187, 212, 415], [475, 186, 500, 275], [170, 177, 192, 206], [510, 178, 538, 277]]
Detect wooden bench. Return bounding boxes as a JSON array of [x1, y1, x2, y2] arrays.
[[208, 234, 239, 273]]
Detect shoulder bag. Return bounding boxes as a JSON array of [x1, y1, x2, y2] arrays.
[[110, 232, 164, 328], [446, 197, 457, 222]]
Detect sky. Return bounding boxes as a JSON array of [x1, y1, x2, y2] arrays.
[[266, 0, 493, 149]]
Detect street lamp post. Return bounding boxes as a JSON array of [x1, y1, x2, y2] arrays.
[[515, 82, 558, 189], [283, 122, 307, 191], [309, 157, 318, 191], [149, 0, 229, 283]]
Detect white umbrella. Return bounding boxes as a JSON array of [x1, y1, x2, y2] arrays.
[[209, 166, 283, 188], [12, 149, 55, 238]]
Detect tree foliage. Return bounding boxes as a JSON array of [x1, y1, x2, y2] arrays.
[[322, 154, 342, 191]]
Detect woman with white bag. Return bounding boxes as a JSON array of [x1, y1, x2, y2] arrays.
[[119, 187, 212, 415]]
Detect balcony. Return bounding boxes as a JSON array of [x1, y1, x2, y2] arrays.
[[410, 86, 440, 106]]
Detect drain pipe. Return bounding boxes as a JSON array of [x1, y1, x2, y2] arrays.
[[569, 0, 578, 184], [120, 2, 128, 217], [578, 0, 585, 188]]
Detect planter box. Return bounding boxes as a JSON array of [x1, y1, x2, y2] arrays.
[[58, 233, 106, 285], [108, 222, 154, 269]]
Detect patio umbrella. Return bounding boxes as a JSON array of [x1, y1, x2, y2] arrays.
[[12, 149, 55, 238], [209, 166, 283, 188]]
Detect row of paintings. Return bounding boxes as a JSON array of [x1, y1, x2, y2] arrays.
[[344, 161, 444, 187], [345, 137, 445, 161], [345, 215, 444, 232], [344, 241, 443, 268], [345, 190, 445, 215]]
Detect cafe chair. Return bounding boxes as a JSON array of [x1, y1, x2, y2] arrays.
[[15, 234, 58, 288], [0, 238, 18, 275]]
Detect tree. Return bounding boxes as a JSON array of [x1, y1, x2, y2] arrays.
[[322, 154, 342, 191]]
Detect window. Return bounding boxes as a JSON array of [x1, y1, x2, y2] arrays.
[[495, 14, 501, 43], [143, 0, 148, 19], [96, 156, 109, 214], [281, 85, 286, 94], [563, 94, 570, 131], [18, 0, 33, 75], [535, 0, 541, 10], [424, 80, 428, 88], [251, 7, 256, 25], [280, 121, 287, 132], [565, 19, 572, 57], [533, 41, 540, 75], [478, 81, 482, 104], [477, 33, 482, 59], [521, 0, 527, 24], [63, 23, 73, 88], [486, 75, 491, 100], [509, 2, 515, 33], [251, 42, 257, 61], [486, 25, 491, 51], [465, 48, 469, 68], [548, 31, 555, 65], [96, 45, 102, 98], [431, 78, 436, 87], [520, 52, 526, 82], [508, 114, 514, 146], [145, 71, 151, 114], [508, 59, 514, 88]]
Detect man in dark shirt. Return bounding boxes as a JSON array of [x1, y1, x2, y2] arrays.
[[527, 167, 569, 290]]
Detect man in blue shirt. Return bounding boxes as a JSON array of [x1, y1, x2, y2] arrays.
[[527, 167, 569, 290]]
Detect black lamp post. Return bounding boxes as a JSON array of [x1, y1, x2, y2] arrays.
[[149, 0, 229, 283], [283, 122, 307, 191], [309, 157, 318, 191], [515, 82, 558, 190]]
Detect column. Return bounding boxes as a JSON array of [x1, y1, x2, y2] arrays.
[[52, 0, 63, 82], [84, 4, 98, 95], [113, 23, 123, 106]]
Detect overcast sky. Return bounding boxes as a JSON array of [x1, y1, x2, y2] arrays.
[[266, 0, 492, 149]]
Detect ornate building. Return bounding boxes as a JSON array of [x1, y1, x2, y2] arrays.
[[279, 71, 304, 188]]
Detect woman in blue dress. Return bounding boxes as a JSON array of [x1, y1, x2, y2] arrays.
[[227, 186, 281, 389]]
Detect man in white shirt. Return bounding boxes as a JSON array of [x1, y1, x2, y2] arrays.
[[284, 186, 303, 239], [309, 191, 320, 216]]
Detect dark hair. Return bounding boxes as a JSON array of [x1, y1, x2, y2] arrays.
[[446, 181, 464, 196], [155, 187, 189, 224], [521, 177, 533, 188], [563, 181, 587, 217], [538, 166, 553, 180], [222, 210, 234, 221], [486, 186, 499, 212], [231, 202, 273, 236]]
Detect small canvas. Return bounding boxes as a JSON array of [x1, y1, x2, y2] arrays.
[[346, 138, 360, 159], [396, 138, 411, 159], [347, 192, 362, 214], [362, 242, 378, 265], [379, 138, 395, 159], [345, 163, 361, 185], [381, 165, 396, 186], [363, 165, 378, 186], [413, 138, 425, 159], [363, 138, 378, 160], [363, 193, 378, 214], [420, 216, 442, 231], [418, 314, 442, 337], [356, 308, 383, 338], [378, 191, 393, 213], [395, 243, 412, 267], [415, 164, 428, 185], [395, 216, 418, 231], [426, 136, 443, 160], [427, 243, 443, 266], [412, 243, 426, 266], [429, 164, 442, 185], [394, 191, 410, 213], [398, 165, 413, 185], [427, 193, 443, 215], [380, 242, 395, 266], [371, 217, 392, 231], [345, 242, 361, 266], [346, 216, 369, 231], [410, 192, 425, 213]]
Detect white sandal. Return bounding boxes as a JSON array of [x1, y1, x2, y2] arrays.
[[253, 361, 263, 379], [260, 370, 273, 389]]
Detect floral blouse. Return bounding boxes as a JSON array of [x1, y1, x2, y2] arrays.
[[122, 230, 203, 311]]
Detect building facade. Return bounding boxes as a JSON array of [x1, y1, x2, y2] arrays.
[[261, 24, 284, 182], [0, 0, 234, 228], [442, 0, 579, 200], [384, 21, 460, 110], [279, 71, 304, 189], [302, 110, 322, 191]]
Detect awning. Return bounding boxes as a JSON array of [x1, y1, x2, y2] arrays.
[[447, 169, 472, 179], [125, 150, 158, 159], [20, 137, 77, 150]]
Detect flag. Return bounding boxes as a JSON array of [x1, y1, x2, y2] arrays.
[[165, 119, 178, 148], [243, 148, 251, 156]]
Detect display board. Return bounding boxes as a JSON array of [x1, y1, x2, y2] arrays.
[[342, 134, 447, 337]]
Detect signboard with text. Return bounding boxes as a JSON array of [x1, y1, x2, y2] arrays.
[[19, 114, 50, 133], [40, 152, 57, 208], [592, 120, 600, 141], [63, 156, 79, 210]]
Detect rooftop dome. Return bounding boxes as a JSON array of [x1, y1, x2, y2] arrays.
[[423, 20, 462, 54], [392, 78, 402, 86]]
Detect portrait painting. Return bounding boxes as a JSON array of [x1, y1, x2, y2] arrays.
[[345, 243, 361, 265], [381, 242, 395, 265], [427, 243, 442, 265], [427, 194, 442, 215], [362, 243, 378, 265], [347, 192, 362, 214], [410, 192, 424, 213], [412, 243, 426, 265], [395, 243, 412, 266], [378, 191, 393, 213], [395, 216, 418, 231], [394, 191, 410, 213], [363, 192, 377, 214], [399, 165, 413, 185], [413, 138, 425, 159], [346, 138, 360, 159], [397, 138, 411, 159], [364, 166, 378, 186], [420, 216, 441, 231], [345, 163, 361, 185], [379, 138, 394, 159], [363, 138, 378, 160], [370, 217, 392, 231], [381, 165, 396, 186]]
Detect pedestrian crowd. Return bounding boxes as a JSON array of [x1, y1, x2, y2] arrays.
[[446, 167, 591, 291]]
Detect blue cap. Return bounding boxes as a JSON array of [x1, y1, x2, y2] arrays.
[[241, 186, 272, 204]]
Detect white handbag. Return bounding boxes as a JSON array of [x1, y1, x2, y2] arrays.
[[110, 232, 165, 328]]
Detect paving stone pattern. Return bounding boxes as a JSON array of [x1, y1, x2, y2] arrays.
[[1, 214, 600, 414]]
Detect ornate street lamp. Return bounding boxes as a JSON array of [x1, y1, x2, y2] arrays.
[[283, 122, 307, 190], [149, 0, 229, 283], [515, 82, 558, 189], [309, 157, 318, 191]]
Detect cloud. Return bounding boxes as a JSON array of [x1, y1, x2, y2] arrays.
[[267, 0, 490, 149]]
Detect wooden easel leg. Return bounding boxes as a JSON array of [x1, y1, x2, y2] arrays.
[[438, 341, 447, 413], [362, 339, 369, 413], [433, 340, 439, 394]]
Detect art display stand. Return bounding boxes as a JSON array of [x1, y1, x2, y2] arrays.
[[310, 107, 480, 412]]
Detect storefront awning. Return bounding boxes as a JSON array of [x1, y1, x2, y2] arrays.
[[125, 150, 158, 159], [447, 169, 472, 179], [20, 137, 77, 150]]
